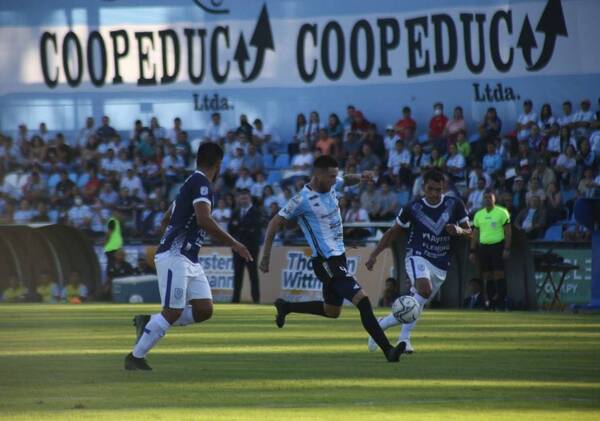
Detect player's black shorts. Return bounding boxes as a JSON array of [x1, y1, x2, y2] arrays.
[[312, 254, 362, 307], [478, 242, 505, 272]]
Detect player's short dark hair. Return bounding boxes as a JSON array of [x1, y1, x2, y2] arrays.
[[196, 142, 224, 167], [423, 168, 444, 184], [238, 188, 251, 196], [314, 155, 339, 170], [402, 106, 411, 113]]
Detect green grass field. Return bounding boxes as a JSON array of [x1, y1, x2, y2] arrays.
[[0, 304, 599, 420]]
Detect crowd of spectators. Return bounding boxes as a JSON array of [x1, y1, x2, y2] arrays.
[[1, 98, 599, 245]]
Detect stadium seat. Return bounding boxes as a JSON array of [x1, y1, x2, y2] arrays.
[[262, 153, 274, 169], [267, 171, 282, 185], [274, 154, 290, 169], [543, 224, 563, 241]]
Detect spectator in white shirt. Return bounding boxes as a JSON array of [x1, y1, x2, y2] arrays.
[[227, 146, 244, 173], [288, 143, 314, 178], [235, 167, 255, 191], [515, 99, 537, 141], [99, 183, 119, 208], [165, 117, 182, 144], [557, 101, 574, 128], [343, 197, 371, 239], [205, 112, 228, 142], [150, 117, 167, 140], [445, 143, 466, 181], [13, 199, 35, 224], [100, 148, 119, 176], [252, 118, 273, 152], [572, 99, 594, 137], [77, 117, 95, 148], [387, 139, 411, 176], [589, 129, 600, 156], [250, 172, 267, 198], [212, 198, 232, 231], [162, 145, 185, 189], [383, 125, 399, 154], [89, 200, 110, 235], [120, 168, 145, 200], [555, 144, 577, 185], [467, 177, 486, 215], [68, 196, 92, 229], [114, 149, 132, 176]]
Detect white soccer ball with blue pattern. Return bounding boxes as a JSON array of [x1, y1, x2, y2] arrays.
[[392, 296, 421, 323]]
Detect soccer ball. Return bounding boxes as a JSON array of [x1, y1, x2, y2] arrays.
[[392, 296, 421, 323]]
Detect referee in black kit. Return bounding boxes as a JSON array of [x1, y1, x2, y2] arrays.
[[469, 189, 512, 310]]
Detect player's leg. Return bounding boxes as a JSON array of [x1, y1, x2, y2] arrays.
[[367, 257, 414, 352], [398, 257, 438, 349], [126, 259, 186, 370], [176, 263, 214, 325], [343, 282, 404, 362], [273, 258, 340, 327]]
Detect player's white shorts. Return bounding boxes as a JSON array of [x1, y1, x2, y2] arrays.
[[154, 252, 212, 308], [405, 255, 447, 301]]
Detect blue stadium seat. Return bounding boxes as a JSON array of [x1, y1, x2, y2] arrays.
[[274, 154, 290, 169], [267, 171, 282, 185], [543, 224, 563, 241], [262, 153, 274, 169], [220, 155, 230, 173]]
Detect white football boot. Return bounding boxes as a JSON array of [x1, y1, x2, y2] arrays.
[[399, 338, 414, 354]]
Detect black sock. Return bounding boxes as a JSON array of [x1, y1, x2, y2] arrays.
[[356, 297, 392, 353], [286, 300, 327, 317]]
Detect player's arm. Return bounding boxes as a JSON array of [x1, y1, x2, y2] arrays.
[[446, 220, 472, 236], [469, 227, 480, 262], [159, 202, 174, 235], [343, 170, 375, 186], [194, 202, 252, 262], [259, 214, 287, 273], [503, 212, 512, 259], [365, 223, 403, 271], [446, 199, 472, 237]]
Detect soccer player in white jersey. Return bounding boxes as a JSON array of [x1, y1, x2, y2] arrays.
[[125, 142, 252, 371], [260, 155, 405, 362], [365, 168, 471, 354]]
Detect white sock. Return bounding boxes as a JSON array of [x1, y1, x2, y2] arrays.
[[400, 293, 428, 341], [132, 313, 171, 358], [173, 306, 195, 327], [379, 313, 399, 330]]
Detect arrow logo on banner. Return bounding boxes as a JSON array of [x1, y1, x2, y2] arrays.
[[234, 4, 274, 82], [517, 0, 568, 71]]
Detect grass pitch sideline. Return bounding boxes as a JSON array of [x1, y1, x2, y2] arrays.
[[0, 304, 599, 420]]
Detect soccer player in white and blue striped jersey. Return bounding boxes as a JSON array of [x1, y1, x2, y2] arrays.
[[260, 155, 405, 363]]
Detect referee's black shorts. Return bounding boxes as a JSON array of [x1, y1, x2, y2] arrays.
[[478, 242, 505, 272]]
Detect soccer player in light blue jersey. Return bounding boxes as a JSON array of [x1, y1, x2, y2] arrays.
[[365, 168, 471, 353], [125, 142, 252, 371], [260, 155, 405, 363]]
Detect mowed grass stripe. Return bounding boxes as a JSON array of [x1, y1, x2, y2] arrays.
[[0, 304, 599, 420]]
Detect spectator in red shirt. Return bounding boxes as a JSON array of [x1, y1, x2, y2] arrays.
[[395, 106, 417, 142], [428, 103, 449, 144], [351, 110, 370, 134]]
